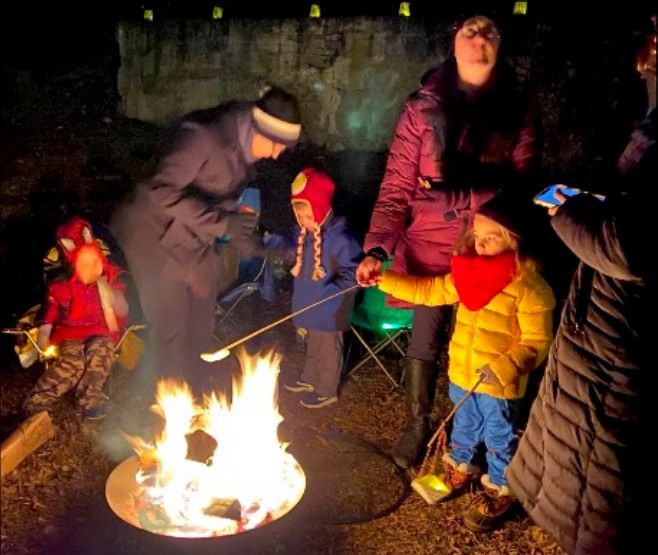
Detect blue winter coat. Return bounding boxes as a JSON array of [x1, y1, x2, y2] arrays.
[[292, 216, 362, 331]]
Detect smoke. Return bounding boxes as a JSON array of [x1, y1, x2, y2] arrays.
[[95, 350, 158, 462]]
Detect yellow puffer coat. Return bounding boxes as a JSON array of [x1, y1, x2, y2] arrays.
[[379, 268, 555, 400]]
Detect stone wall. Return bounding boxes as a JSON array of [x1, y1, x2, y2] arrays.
[[117, 18, 449, 150], [117, 17, 643, 168]]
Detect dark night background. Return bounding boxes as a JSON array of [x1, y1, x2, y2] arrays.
[[1, 1, 655, 335], [0, 3, 655, 555], [2, 1, 656, 66], [1, 0, 655, 342]]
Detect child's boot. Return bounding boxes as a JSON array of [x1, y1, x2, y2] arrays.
[[463, 474, 515, 532], [438, 453, 479, 500]]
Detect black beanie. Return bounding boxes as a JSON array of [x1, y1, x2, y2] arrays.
[[476, 191, 527, 238], [252, 86, 302, 147]]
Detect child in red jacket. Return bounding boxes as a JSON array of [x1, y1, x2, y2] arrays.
[[23, 217, 128, 420]]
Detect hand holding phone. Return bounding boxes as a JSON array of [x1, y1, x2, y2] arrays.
[[533, 184, 582, 208]]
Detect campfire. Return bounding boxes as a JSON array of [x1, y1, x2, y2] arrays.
[[105, 351, 306, 538]]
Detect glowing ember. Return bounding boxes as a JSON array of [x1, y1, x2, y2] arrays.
[[106, 351, 306, 538]]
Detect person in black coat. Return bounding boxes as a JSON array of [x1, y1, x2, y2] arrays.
[[507, 17, 656, 555]]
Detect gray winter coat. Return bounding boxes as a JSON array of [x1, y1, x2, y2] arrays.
[[507, 113, 656, 554], [111, 101, 256, 292]]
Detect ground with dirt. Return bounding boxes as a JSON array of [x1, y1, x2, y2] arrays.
[[0, 50, 569, 554], [1, 297, 563, 555]]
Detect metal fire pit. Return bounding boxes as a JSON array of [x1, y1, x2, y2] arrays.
[[105, 456, 306, 538]]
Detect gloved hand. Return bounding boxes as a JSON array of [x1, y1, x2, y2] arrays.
[[223, 212, 258, 241], [477, 365, 501, 386], [36, 324, 59, 360], [36, 324, 52, 351]]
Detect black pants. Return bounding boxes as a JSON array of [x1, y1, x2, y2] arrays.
[[406, 304, 453, 362]]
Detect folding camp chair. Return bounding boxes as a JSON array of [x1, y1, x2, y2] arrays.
[[2, 306, 146, 371], [212, 186, 268, 338], [345, 281, 413, 389], [213, 256, 267, 337]]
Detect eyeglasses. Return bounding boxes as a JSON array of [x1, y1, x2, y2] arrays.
[[459, 26, 500, 42]]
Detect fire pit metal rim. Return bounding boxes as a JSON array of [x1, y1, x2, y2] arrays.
[[105, 455, 306, 538]]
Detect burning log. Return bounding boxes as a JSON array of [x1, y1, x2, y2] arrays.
[[204, 498, 242, 521], [185, 429, 218, 465], [1, 411, 56, 479]]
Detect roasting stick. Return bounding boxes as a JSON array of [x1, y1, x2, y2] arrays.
[[201, 284, 361, 362]]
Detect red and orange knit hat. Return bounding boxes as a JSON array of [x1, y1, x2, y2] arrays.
[[56, 216, 98, 262], [54, 216, 120, 281], [290, 167, 335, 226], [290, 167, 335, 280]]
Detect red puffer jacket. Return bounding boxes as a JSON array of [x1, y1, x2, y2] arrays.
[[364, 59, 539, 303], [42, 263, 126, 344]]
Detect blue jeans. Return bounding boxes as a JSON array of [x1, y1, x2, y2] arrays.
[[448, 383, 519, 487]]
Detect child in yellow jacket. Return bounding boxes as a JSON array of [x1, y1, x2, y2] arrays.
[[371, 193, 555, 532]]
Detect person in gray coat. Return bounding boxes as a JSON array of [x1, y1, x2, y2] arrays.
[[111, 86, 302, 396], [507, 18, 656, 554]]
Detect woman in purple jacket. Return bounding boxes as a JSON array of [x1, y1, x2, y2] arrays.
[[356, 15, 541, 468]]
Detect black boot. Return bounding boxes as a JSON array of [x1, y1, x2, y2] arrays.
[[390, 358, 435, 469]]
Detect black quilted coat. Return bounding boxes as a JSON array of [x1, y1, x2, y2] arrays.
[[507, 109, 656, 554]]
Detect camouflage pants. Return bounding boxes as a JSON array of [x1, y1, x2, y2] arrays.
[[23, 336, 115, 414]]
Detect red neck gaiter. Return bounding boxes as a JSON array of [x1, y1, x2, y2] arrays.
[[450, 250, 518, 311]]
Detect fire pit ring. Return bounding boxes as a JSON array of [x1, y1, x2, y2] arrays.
[[105, 455, 306, 538]]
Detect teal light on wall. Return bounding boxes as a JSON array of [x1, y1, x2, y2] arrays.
[[346, 112, 363, 132]]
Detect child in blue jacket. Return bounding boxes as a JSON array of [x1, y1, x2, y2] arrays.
[[283, 167, 362, 408]]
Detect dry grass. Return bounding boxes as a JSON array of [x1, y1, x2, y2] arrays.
[[1, 299, 564, 555]]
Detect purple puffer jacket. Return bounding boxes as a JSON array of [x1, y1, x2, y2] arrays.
[[364, 59, 539, 304]]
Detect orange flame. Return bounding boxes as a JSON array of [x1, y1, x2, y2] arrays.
[[123, 350, 305, 537]]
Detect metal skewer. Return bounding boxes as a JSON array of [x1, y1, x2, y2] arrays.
[[2, 328, 42, 353], [201, 284, 361, 362]]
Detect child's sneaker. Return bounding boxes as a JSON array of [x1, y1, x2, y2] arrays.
[[299, 392, 338, 408], [283, 378, 314, 393], [83, 403, 107, 421], [463, 475, 515, 532]]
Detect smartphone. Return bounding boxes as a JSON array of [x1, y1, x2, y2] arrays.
[[533, 184, 581, 207], [533, 184, 604, 208]]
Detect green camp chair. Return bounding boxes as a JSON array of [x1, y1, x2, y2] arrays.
[[346, 277, 413, 389]]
